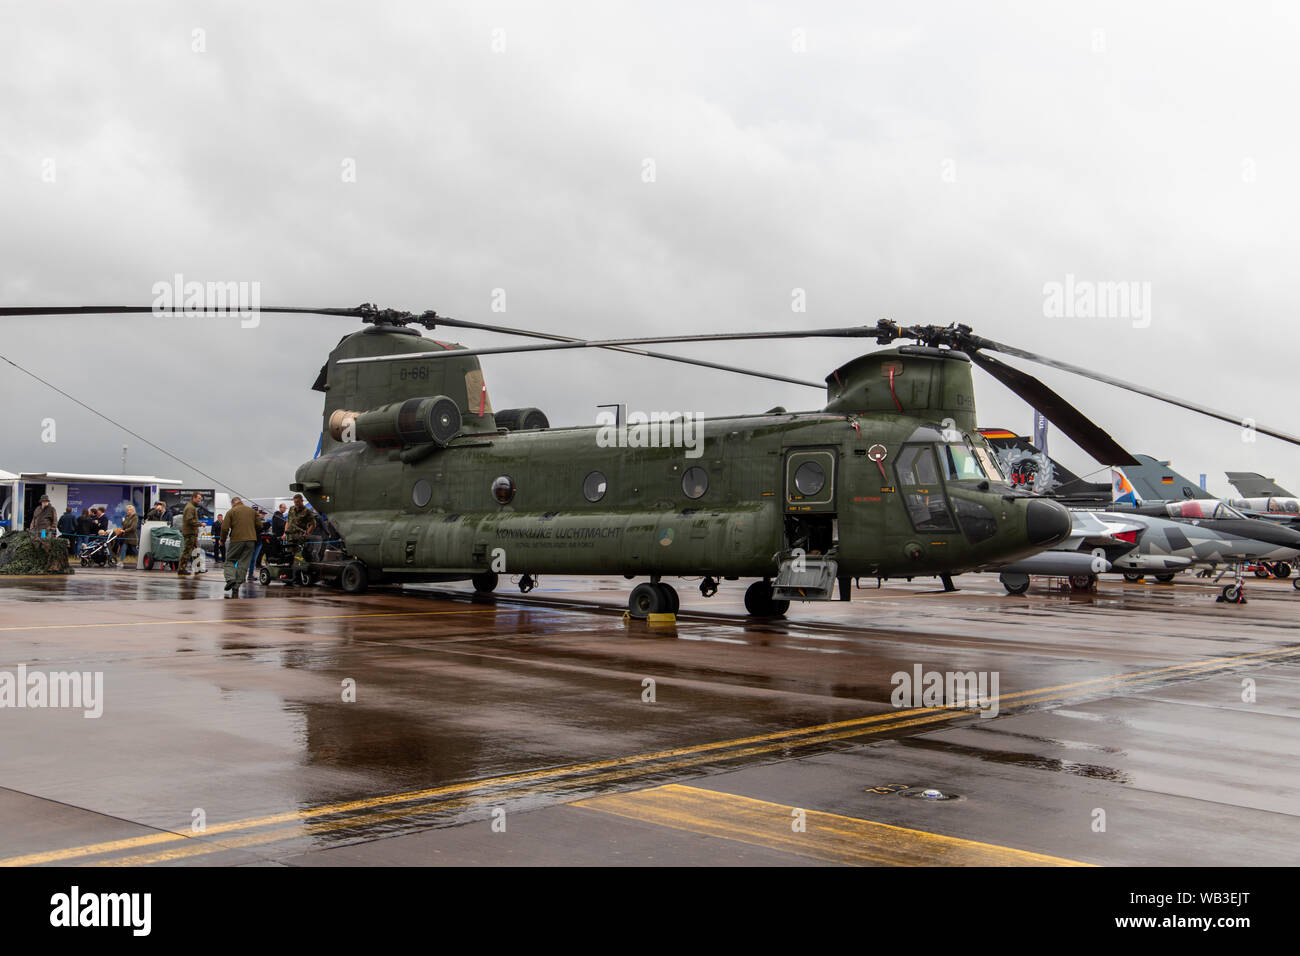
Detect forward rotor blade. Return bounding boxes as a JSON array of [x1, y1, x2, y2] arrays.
[[967, 351, 1139, 466], [978, 338, 1300, 448]]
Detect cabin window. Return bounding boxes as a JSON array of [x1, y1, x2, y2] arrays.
[[682, 466, 708, 500], [584, 471, 607, 502], [793, 461, 826, 496], [412, 479, 432, 508], [492, 475, 515, 505]]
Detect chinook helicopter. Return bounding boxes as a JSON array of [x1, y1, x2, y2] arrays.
[[5, 304, 1299, 617]]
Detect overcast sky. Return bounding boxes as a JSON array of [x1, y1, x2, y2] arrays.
[[2, 1, 1298, 499]]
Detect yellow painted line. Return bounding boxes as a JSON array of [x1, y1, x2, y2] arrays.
[[93, 710, 974, 866], [0, 607, 499, 632], [9, 641, 1300, 866], [35, 680, 1278, 867], [572, 784, 1091, 866]]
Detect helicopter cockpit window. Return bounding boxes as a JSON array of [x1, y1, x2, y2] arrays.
[[895, 445, 955, 532], [492, 475, 515, 505], [583, 471, 607, 502], [895, 446, 940, 486], [971, 444, 1003, 481], [943, 444, 985, 481], [682, 466, 708, 500]]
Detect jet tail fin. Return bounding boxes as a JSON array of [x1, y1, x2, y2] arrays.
[[1226, 471, 1295, 498], [1113, 454, 1213, 504], [1111, 467, 1141, 507]]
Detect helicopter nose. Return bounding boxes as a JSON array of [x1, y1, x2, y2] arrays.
[[1026, 499, 1072, 546]]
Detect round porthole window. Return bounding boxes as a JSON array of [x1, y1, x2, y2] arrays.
[[682, 466, 708, 500], [794, 461, 826, 496], [492, 475, 515, 505], [412, 478, 432, 508], [584, 471, 607, 502]]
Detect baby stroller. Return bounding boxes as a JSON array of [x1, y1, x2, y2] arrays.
[[79, 535, 117, 568]]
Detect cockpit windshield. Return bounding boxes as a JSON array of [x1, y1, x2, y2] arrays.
[[1165, 500, 1247, 520], [942, 443, 987, 481]]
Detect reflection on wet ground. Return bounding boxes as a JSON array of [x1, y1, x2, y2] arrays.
[[1, 568, 1298, 865]]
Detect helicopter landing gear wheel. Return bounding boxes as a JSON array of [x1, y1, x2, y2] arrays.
[[699, 576, 718, 598], [471, 572, 498, 594], [518, 574, 536, 594], [1154, 572, 1176, 583], [655, 583, 679, 614], [1068, 574, 1094, 592], [258, 567, 271, 585], [628, 582, 667, 620], [744, 580, 789, 617], [340, 561, 368, 594], [1123, 572, 1145, 583], [999, 572, 1030, 595]]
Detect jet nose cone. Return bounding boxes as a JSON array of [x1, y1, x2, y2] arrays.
[[1026, 499, 1072, 546]]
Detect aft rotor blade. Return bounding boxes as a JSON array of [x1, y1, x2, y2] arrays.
[[967, 351, 1139, 466], [978, 338, 1300, 448], [0, 306, 826, 389], [337, 326, 886, 366], [0, 305, 360, 318]]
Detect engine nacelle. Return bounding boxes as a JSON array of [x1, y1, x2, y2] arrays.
[[328, 396, 462, 447]]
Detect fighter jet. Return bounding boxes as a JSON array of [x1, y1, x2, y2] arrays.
[[1225, 472, 1300, 524], [990, 507, 1300, 601]]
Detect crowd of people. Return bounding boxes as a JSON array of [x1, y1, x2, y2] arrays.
[[28, 492, 334, 589]]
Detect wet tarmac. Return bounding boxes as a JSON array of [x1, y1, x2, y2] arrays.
[[0, 565, 1297, 866]]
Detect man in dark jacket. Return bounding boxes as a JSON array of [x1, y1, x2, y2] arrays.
[[58, 508, 78, 554], [212, 513, 225, 563], [76, 509, 95, 551], [271, 503, 288, 538]]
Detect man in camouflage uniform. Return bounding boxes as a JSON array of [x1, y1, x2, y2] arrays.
[[177, 492, 202, 576], [285, 493, 316, 559]]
